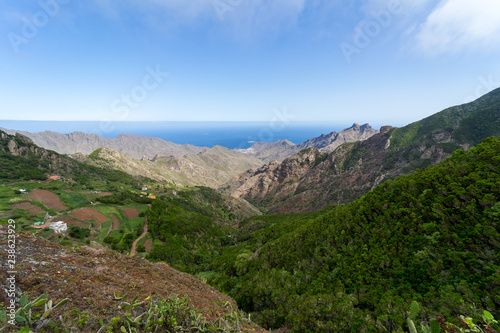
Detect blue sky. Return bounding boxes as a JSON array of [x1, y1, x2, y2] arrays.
[[1, 0, 500, 127]]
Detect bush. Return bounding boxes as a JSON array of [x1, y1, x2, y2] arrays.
[[68, 226, 90, 240]]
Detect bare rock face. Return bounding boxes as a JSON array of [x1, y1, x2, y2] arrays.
[[296, 123, 378, 152], [7, 139, 18, 155], [222, 148, 330, 207], [239, 123, 379, 162]]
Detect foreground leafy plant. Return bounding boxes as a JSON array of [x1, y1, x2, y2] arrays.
[[407, 302, 500, 333], [0, 293, 69, 332]]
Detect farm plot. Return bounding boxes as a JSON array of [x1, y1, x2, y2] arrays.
[[58, 216, 91, 228], [70, 207, 109, 223], [11, 202, 44, 214], [27, 189, 68, 211], [123, 208, 139, 219]]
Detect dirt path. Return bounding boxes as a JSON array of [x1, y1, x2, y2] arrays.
[[130, 215, 148, 256], [105, 215, 120, 237]]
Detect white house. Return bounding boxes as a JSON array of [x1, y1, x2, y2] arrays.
[[48, 221, 67, 234]]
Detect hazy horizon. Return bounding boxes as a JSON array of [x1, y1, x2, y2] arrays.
[[1, 120, 374, 149]]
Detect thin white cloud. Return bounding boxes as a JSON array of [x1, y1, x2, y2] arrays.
[[88, 0, 306, 29], [218, 0, 306, 41], [415, 0, 500, 54], [83, 0, 307, 43]]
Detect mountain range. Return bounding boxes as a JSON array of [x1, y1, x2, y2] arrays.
[[238, 123, 378, 162], [1, 123, 378, 188], [1, 88, 500, 332], [223, 88, 500, 213], [0, 130, 208, 159]]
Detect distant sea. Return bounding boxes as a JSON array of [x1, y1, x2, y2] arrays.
[[0, 121, 361, 149]]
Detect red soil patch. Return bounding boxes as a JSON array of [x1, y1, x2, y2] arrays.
[[144, 239, 153, 251], [70, 207, 108, 224], [99, 192, 112, 196], [123, 208, 139, 219], [110, 215, 120, 230], [27, 189, 68, 211], [59, 217, 90, 228], [11, 202, 44, 214]]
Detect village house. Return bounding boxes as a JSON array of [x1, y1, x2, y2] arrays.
[[33, 221, 68, 233]]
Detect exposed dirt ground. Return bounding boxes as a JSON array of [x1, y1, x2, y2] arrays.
[[122, 208, 139, 219], [144, 239, 153, 251], [70, 207, 108, 224], [26, 189, 68, 211], [0, 231, 268, 332], [58, 216, 91, 228], [11, 202, 44, 214], [110, 215, 120, 230]]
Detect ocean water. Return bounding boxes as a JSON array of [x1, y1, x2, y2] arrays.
[[0, 121, 356, 149]]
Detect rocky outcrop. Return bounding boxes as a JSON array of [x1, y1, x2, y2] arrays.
[[239, 123, 379, 162], [296, 123, 378, 152]]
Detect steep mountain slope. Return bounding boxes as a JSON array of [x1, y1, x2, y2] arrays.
[[0, 129, 208, 159], [239, 123, 378, 162], [76, 145, 263, 188], [0, 231, 265, 332], [0, 130, 146, 185], [224, 88, 500, 213], [295, 122, 377, 152], [211, 136, 500, 332]]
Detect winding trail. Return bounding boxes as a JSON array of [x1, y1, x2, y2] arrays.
[[130, 214, 148, 256]]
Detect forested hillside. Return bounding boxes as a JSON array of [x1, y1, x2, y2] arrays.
[[210, 137, 500, 332], [224, 88, 500, 214]]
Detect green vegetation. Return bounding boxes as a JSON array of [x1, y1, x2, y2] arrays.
[[3, 111, 500, 332], [69, 225, 91, 240], [0, 292, 255, 333], [208, 137, 500, 332], [406, 301, 499, 333], [161, 186, 261, 224], [146, 199, 235, 274], [390, 88, 500, 149]]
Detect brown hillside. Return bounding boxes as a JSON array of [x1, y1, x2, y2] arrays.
[[0, 230, 267, 332]]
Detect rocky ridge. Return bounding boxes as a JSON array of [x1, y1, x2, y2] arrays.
[[76, 145, 264, 188], [239, 123, 378, 162], [0, 129, 208, 160], [223, 88, 500, 213]]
